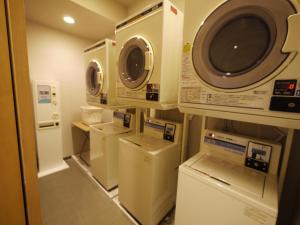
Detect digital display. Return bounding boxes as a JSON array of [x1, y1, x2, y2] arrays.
[[273, 80, 297, 96], [251, 148, 266, 156]]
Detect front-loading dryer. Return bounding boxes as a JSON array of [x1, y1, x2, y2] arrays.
[[115, 0, 183, 110], [84, 39, 121, 108], [179, 0, 300, 124]]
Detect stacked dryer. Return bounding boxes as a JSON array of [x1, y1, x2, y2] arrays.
[[178, 0, 300, 126], [84, 39, 119, 108], [115, 0, 183, 109], [114, 1, 185, 225]]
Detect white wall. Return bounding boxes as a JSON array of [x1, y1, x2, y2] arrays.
[[26, 21, 92, 157]]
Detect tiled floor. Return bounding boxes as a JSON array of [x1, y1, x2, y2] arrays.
[[39, 159, 175, 225]]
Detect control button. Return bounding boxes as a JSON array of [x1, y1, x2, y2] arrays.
[[288, 102, 296, 108]]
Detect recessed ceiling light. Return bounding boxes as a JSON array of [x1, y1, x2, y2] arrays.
[[63, 16, 75, 24]]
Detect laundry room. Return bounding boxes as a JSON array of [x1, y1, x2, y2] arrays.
[[1, 0, 300, 225]]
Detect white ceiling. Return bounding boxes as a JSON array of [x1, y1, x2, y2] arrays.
[[115, 0, 138, 6], [25, 0, 121, 41]]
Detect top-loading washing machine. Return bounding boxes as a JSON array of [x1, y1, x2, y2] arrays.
[[90, 111, 135, 190], [174, 129, 282, 225], [84, 38, 121, 108], [179, 0, 300, 124], [118, 118, 182, 225], [115, 0, 183, 110]]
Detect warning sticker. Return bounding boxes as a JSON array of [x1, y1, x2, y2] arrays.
[[181, 87, 267, 109], [181, 43, 200, 88]]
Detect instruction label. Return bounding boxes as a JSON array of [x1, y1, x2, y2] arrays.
[[38, 85, 51, 104]]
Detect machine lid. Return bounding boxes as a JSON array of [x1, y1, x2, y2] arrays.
[[93, 122, 131, 134], [192, 0, 296, 89], [190, 154, 265, 198], [123, 135, 172, 152], [86, 60, 104, 96], [118, 36, 154, 90]]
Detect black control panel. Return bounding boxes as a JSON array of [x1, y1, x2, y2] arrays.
[[163, 123, 176, 142], [273, 80, 297, 96], [146, 84, 159, 101], [245, 142, 272, 173], [123, 114, 131, 128], [270, 79, 300, 113], [100, 93, 107, 104]]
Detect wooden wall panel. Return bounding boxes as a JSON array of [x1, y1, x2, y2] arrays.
[[5, 0, 42, 224], [0, 0, 26, 224]]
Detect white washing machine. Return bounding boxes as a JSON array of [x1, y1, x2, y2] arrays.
[[115, 0, 183, 109], [179, 0, 300, 122], [84, 39, 120, 108], [174, 129, 282, 225], [118, 118, 182, 225], [90, 111, 135, 190]]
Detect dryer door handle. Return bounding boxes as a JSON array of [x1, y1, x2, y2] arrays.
[[282, 13, 300, 52], [144, 51, 153, 70]]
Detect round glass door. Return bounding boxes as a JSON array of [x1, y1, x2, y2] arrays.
[[119, 36, 153, 89], [192, 0, 295, 89], [86, 60, 103, 96]]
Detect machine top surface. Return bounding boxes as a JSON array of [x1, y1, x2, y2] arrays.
[[91, 122, 131, 134], [123, 134, 174, 153], [191, 154, 265, 198]]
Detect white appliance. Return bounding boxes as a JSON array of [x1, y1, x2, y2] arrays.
[[90, 111, 135, 190], [175, 129, 282, 225], [115, 0, 183, 109], [32, 80, 68, 177], [118, 118, 182, 225], [80, 106, 104, 125], [179, 0, 300, 122], [85, 39, 120, 108]]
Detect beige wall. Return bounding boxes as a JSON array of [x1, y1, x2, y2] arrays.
[[127, 0, 185, 16], [71, 0, 127, 22], [26, 21, 92, 157]]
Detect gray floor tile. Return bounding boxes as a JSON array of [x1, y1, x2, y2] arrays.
[[39, 159, 174, 225]]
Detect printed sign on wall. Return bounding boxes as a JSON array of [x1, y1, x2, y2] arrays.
[[38, 85, 51, 104]]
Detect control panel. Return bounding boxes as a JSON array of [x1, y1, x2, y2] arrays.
[[245, 142, 272, 173], [270, 79, 300, 113], [203, 130, 282, 174], [273, 80, 297, 96], [144, 118, 181, 144], [113, 111, 132, 128], [123, 113, 131, 128], [146, 84, 159, 101], [163, 123, 176, 142], [100, 93, 108, 104]]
